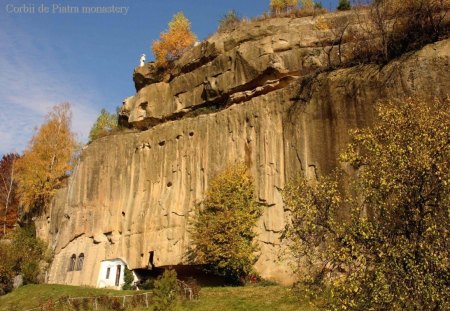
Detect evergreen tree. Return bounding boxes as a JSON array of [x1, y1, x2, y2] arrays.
[[153, 269, 179, 311], [337, 0, 351, 11]]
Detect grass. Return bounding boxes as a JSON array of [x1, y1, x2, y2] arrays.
[[0, 284, 139, 310], [0, 284, 318, 311], [178, 285, 317, 311]]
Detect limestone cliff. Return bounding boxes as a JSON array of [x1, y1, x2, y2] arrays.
[[35, 12, 450, 287]]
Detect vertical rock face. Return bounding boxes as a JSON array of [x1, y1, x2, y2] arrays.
[[35, 12, 450, 287]]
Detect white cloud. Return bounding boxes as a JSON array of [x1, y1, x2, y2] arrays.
[[0, 18, 100, 155]]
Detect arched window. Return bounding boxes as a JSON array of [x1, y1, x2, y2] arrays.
[[76, 253, 85, 271], [69, 254, 76, 271]]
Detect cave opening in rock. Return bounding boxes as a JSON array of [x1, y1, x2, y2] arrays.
[[149, 251, 155, 269]]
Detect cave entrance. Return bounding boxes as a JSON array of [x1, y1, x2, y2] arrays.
[[149, 251, 155, 269]]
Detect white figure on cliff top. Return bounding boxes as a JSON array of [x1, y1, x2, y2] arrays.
[[139, 54, 146, 67]]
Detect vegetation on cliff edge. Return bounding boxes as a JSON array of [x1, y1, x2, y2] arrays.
[[152, 12, 197, 68]]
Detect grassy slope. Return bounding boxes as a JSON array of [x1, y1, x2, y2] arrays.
[[0, 284, 317, 311], [179, 286, 316, 311], [0, 284, 138, 310]]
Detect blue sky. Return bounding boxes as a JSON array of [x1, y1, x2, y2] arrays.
[[0, 0, 340, 156]]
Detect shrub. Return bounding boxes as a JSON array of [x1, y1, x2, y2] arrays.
[[0, 240, 15, 295], [270, 0, 298, 15], [140, 278, 155, 290], [353, 0, 449, 64], [152, 12, 197, 68], [153, 269, 180, 311], [0, 226, 48, 295], [122, 266, 134, 290], [184, 278, 201, 299], [190, 163, 262, 284], [218, 10, 240, 32]]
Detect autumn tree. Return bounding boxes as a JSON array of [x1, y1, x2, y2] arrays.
[[190, 163, 262, 284], [283, 97, 450, 310], [89, 108, 118, 142], [0, 154, 19, 237], [15, 103, 77, 216], [152, 12, 197, 68], [270, 0, 298, 15]]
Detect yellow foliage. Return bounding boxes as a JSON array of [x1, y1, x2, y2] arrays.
[[315, 16, 330, 31], [190, 163, 261, 283], [284, 97, 450, 310], [152, 12, 196, 68], [15, 103, 77, 214], [270, 0, 298, 14]]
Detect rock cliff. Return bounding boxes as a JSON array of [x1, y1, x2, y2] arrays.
[[35, 11, 450, 287]]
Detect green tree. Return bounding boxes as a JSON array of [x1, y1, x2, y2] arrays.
[[337, 0, 351, 10], [283, 97, 450, 310], [0, 225, 48, 294], [153, 269, 179, 311], [152, 12, 197, 67], [10, 226, 48, 284], [16, 103, 77, 215], [190, 163, 262, 284], [89, 108, 118, 142], [0, 240, 15, 294]]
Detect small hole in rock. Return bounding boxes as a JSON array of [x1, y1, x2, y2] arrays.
[[176, 135, 182, 140], [122, 211, 125, 217], [167, 182, 173, 187], [189, 132, 194, 137], [159, 141, 165, 146]]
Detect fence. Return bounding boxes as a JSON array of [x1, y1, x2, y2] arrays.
[[23, 292, 152, 311], [22, 281, 197, 311]]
